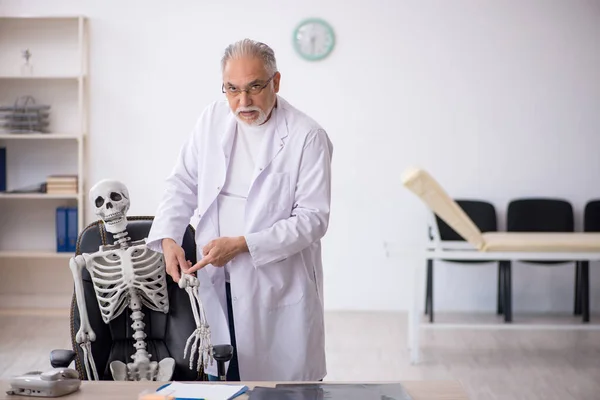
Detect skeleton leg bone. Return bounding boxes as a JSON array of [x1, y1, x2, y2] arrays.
[[180, 274, 213, 372], [69, 255, 99, 381]]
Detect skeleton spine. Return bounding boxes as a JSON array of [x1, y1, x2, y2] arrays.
[[129, 289, 151, 369], [114, 230, 130, 248]]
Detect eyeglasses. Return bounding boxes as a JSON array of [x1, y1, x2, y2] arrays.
[[222, 74, 276, 96]]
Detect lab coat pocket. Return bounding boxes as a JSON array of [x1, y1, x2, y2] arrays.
[[261, 172, 292, 214], [258, 257, 305, 309]]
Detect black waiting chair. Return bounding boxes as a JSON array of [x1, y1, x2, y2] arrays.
[[425, 200, 502, 323], [49, 216, 233, 381], [503, 198, 585, 322], [575, 200, 600, 322]]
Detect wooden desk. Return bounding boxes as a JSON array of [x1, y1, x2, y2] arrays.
[[1, 380, 468, 400]]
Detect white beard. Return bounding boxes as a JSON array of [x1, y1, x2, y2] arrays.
[[235, 102, 275, 127]]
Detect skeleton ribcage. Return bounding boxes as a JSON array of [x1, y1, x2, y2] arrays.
[[85, 244, 169, 324]]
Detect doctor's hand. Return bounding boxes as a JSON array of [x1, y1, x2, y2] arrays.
[[185, 236, 248, 274], [162, 238, 189, 283]]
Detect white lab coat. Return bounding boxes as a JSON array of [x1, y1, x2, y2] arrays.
[[146, 95, 333, 381]]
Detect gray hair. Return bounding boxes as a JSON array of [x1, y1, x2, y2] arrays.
[[221, 39, 278, 76]]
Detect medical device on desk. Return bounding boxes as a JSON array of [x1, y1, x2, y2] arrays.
[[6, 368, 81, 397]]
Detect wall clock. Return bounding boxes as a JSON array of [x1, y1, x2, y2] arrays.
[[293, 18, 336, 61]]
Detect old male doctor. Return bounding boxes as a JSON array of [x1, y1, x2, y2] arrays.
[[146, 39, 333, 382]]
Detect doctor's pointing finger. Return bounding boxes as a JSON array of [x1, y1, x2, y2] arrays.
[[187, 237, 247, 273]]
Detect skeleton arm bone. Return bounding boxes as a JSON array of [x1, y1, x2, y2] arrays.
[[179, 274, 213, 372], [69, 255, 99, 381]]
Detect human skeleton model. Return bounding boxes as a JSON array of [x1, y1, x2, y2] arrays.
[[69, 180, 213, 381]]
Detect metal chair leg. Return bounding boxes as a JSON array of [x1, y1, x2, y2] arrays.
[[574, 261, 582, 315], [502, 261, 512, 323], [581, 261, 590, 323], [426, 259, 434, 323], [497, 262, 504, 315], [425, 259, 431, 315]]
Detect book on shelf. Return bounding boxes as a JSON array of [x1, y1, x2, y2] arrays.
[[56, 206, 78, 252], [47, 174, 78, 183], [46, 174, 78, 194]]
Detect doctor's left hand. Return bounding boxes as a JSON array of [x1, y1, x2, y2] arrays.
[[185, 236, 248, 273]]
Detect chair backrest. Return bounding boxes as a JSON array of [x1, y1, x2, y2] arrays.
[[69, 216, 204, 381], [584, 200, 600, 232], [435, 200, 497, 241], [402, 167, 485, 250], [507, 198, 574, 232]]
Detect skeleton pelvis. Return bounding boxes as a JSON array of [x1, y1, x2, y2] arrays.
[[109, 358, 175, 381]]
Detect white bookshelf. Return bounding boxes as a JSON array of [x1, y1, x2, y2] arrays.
[[0, 250, 74, 259], [0, 15, 88, 258], [0, 133, 79, 140], [0, 193, 79, 199]]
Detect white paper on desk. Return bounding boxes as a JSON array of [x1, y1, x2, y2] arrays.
[[156, 381, 248, 400]]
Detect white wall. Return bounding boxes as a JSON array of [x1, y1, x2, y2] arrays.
[[1, 0, 600, 313]]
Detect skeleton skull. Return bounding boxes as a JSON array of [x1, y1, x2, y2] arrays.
[[90, 179, 130, 234]]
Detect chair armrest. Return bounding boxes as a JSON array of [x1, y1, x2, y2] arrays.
[[212, 345, 234, 380], [50, 349, 77, 368]]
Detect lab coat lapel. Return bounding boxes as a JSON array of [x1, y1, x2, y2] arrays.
[[205, 114, 236, 239], [249, 103, 288, 188], [200, 115, 237, 317], [221, 115, 237, 164], [217, 114, 237, 218]]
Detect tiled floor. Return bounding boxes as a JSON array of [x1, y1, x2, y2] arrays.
[[1, 309, 599, 399]]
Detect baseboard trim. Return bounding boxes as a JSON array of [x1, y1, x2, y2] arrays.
[[0, 294, 71, 310]]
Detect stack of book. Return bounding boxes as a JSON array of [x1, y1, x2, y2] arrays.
[[46, 175, 77, 194]]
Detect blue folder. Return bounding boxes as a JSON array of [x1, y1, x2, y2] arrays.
[[55, 207, 68, 252], [66, 207, 78, 252], [0, 147, 6, 192], [155, 382, 249, 400]]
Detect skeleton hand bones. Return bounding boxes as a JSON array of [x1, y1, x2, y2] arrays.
[[179, 273, 213, 372]]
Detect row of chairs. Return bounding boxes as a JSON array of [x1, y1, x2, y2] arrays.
[[425, 198, 599, 323]]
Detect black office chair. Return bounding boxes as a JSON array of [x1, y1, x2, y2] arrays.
[[426, 200, 502, 323], [49, 216, 233, 381], [503, 198, 583, 322], [575, 200, 600, 322]]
